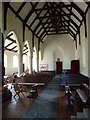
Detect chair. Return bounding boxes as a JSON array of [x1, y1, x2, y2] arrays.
[[27, 84, 38, 98], [13, 83, 24, 98]]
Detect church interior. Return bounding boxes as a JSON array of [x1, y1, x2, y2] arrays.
[[0, 0, 90, 119]]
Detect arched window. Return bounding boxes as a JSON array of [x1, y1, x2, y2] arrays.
[[4, 54, 7, 68], [13, 55, 18, 68]]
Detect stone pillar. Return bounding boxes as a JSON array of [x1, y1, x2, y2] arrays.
[[88, 9, 90, 78], [0, 29, 2, 120], [28, 55, 32, 74], [18, 53, 23, 75], [31, 52, 33, 74], [37, 51, 39, 72]]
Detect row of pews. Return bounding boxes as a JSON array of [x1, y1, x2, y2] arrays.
[[60, 73, 90, 116], [4, 71, 55, 86], [22, 71, 55, 86]]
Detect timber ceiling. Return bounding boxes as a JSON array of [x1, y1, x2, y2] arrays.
[[4, 1, 90, 52]]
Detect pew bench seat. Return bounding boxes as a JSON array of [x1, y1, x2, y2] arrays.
[[76, 89, 88, 103]]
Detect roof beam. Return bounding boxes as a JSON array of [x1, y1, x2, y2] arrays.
[[24, 2, 38, 24], [8, 4, 39, 39], [11, 46, 17, 50], [47, 29, 67, 32], [39, 23, 50, 38], [38, 13, 71, 19], [6, 33, 13, 38], [29, 2, 47, 28], [61, 2, 81, 23], [4, 2, 10, 30], [47, 32, 68, 35], [70, 2, 85, 18], [59, 7, 79, 29], [48, 3, 58, 33], [52, 4, 76, 38], [4, 47, 17, 52], [23, 51, 28, 54], [31, 2, 49, 40], [23, 47, 28, 52], [5, 41, 15, 48], [33, 10, 49, 34], [41, 33, 47, 41], [16, 2, 26, 14], [6, 37, 16, 43], [34, 4, 71, 11], [36, 18, 50, 37]]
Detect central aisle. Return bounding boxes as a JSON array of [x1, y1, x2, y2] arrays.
[[21, 75, 60, 118]]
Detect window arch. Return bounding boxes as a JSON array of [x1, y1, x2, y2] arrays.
[[4, 54, 7, 68], [13, 55, 18, 68]]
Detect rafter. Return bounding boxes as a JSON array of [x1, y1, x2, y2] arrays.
[[34, 4, 71, 11], [33, 9, 49, 34], [61, 2, 81, 23], [16, 2, 26, 14], [23, 51, 29, 55], [70, 2, 85, 19], [6, 37, 16, 43], [5, 41, 15, 48], [11, 46, 17, 50], [36, 18, 50, 37], [4, 47, 17, 52], [24, 2, 38, 24], [6, 33, 13, 38], [47, 32, 68, 35], [29, 2, 47, 28], [4, 2, 10, 30], [7, 2, 89, 44], [8, 4, 39, 39]]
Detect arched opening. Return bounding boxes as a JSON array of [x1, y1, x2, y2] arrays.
[[4, 31, 20, 76], [23, 41, 31, 74], [32, 46, 37, 72]]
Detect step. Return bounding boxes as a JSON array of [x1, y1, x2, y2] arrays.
[[83, 108, 89, 118], [71, 115, 77, 120], [77, 112, 85, 118]]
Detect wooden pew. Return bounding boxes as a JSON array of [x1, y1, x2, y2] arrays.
[[76, 83, 90, 107]]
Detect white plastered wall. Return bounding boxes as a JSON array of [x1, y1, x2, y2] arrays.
[[75, 11, 89, 77], [40, 34, 75, 70], [4, 9, 24, 75], [4, 9, 34, 75], [4, 50, 18, 75]]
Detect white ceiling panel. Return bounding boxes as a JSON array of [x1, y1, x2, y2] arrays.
[[75, 2, 87, 12], [19, 3, 32, 19], [36, 25, 42, 34], [27, 12, 37, 25], [35, 2, 45, 9], [10, 2, 22, 12], [72, 8, 82, 20], [31, 19, 40, 30], [71, 15, 80, 26]]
